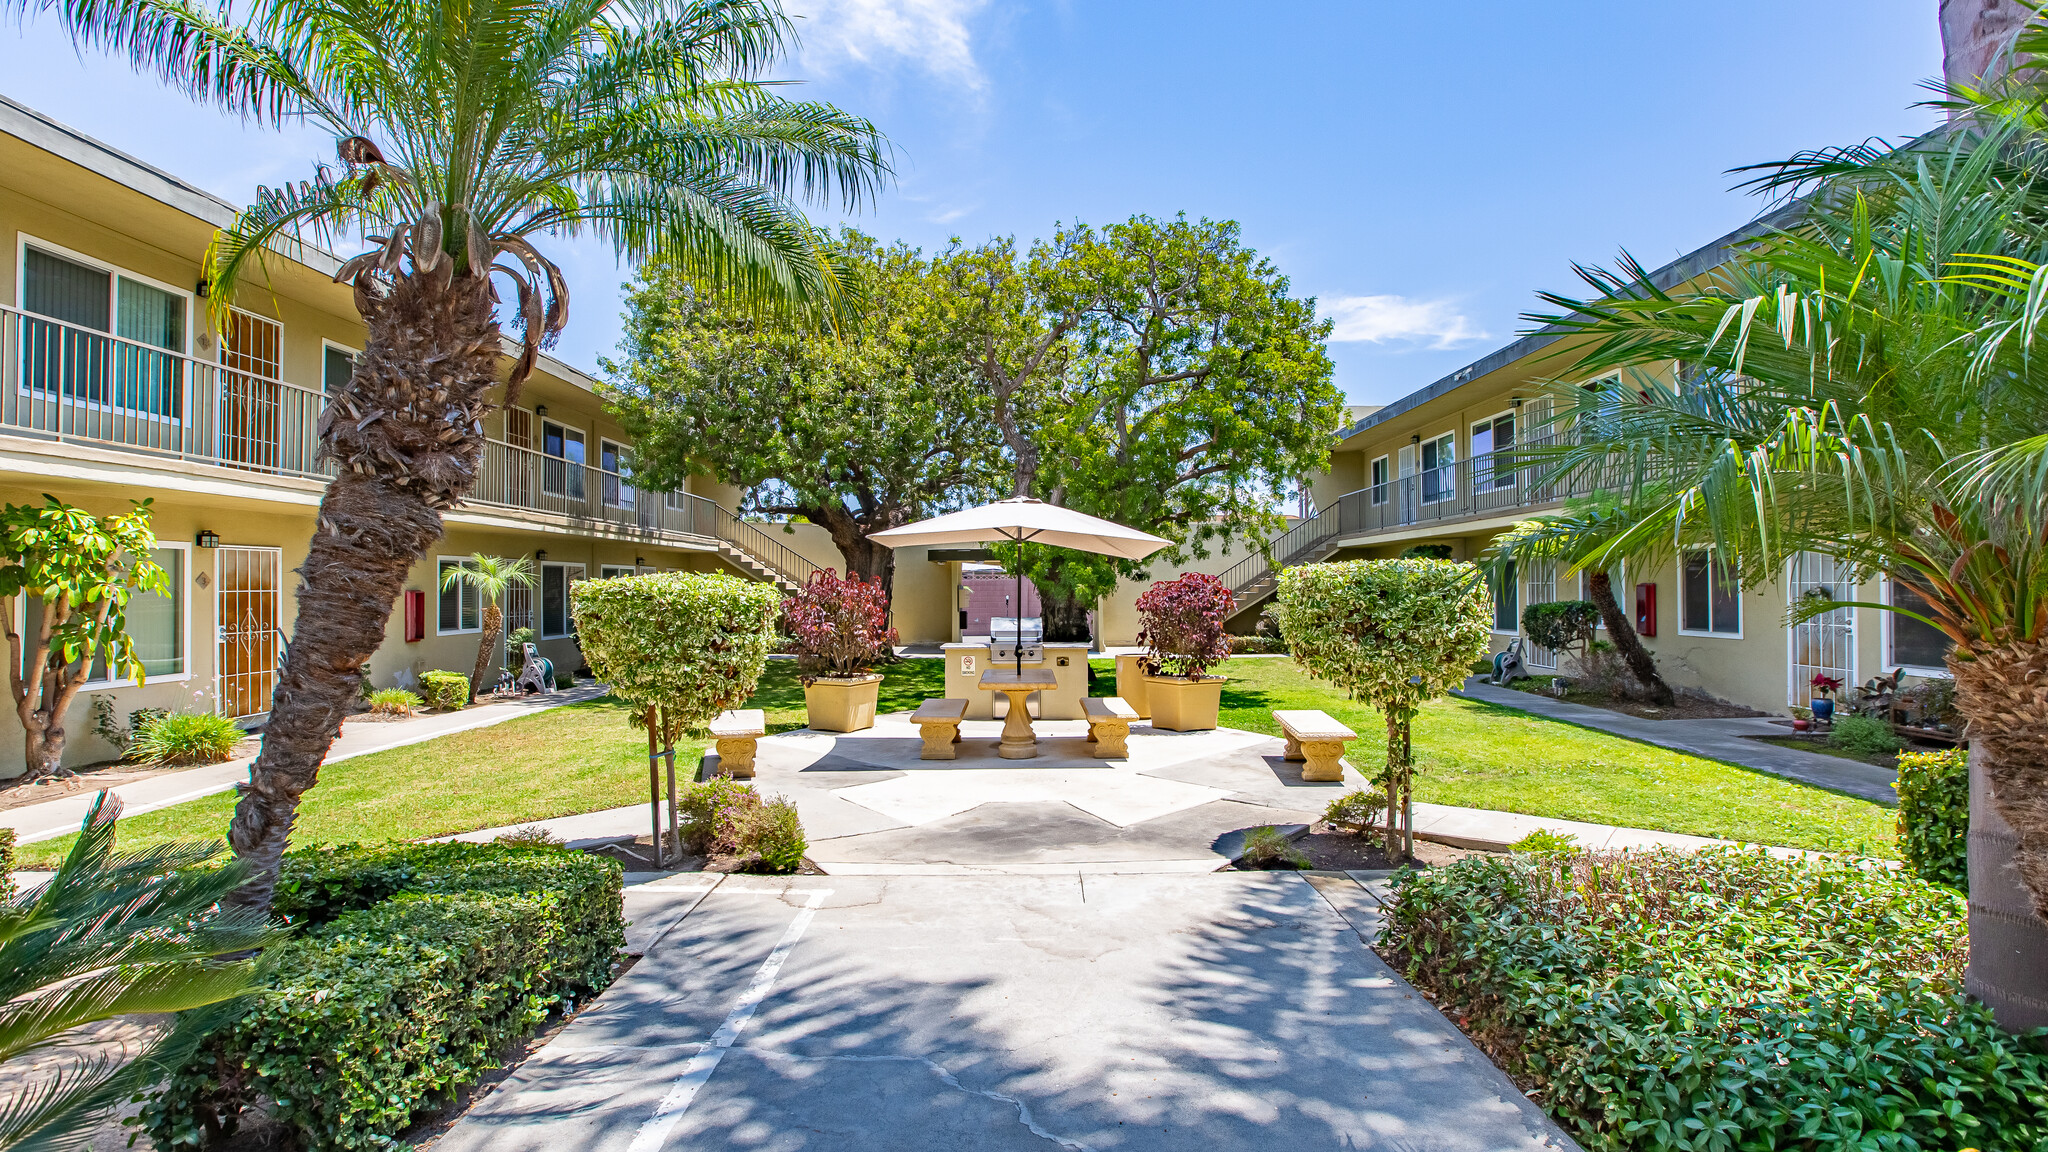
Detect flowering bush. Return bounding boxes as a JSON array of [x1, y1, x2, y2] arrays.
[[1273, 559, 1490, 859], [573, 572, 781, 748], [1134, 573, 1235, 678], [781, 569, 896, 682]]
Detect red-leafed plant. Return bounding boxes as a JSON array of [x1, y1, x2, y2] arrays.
[[782, 569, 897, 682], [1135, 573, 1236, 679], [1810, 672, 1843, 699]]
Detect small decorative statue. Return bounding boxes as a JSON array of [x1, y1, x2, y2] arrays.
[[513, 642, 556, 694]]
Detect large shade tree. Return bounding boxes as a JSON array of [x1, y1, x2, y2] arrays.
[[8, 0, 887, 910], [1519, 107, 2048, 1027], [936, 216, 1341, 639], [604, 231, 1005, 595]]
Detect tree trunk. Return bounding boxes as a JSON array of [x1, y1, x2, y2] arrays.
[[807, 504, 897, 600], [22, 721, 63, 780], [1942, 0, 2032, 103], [1586, 571, 1673, 706], [1950, 637, 2048, 1031], [226, 267, 501, 914], [1040, 592, 1091, 643], [470, 603, 503, 703]]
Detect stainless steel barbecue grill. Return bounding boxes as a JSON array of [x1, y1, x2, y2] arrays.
[[990, 616, 1043, 665]]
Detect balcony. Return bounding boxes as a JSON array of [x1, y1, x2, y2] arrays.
[[0, 302, 814, 586]]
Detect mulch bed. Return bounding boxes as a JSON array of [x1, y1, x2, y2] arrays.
[[1232, 823, 1497, 871]]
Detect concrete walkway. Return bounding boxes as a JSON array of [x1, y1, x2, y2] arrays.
[[1454, 678, 1898, 805], [435, 872, 1579, 1152], [1, 686, 608, 844]]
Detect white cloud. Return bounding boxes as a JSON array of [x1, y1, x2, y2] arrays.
[[788, 0, 988, 89], [1324, 295, 1487, 350]]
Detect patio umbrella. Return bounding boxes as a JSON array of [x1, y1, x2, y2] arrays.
[[869, 497, 1171, 673]]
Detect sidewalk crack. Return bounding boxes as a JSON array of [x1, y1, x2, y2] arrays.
[[743, 1050, 1091, 1150]]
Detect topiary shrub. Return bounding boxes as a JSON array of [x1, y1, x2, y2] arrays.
[[573, 572, 781, 753], [417, 670, 471, 711], [1828, 713, 1902, 756], [1380, 848, 2031, 1152], [1134, 572, 1235, 679], [129, 711, 244, 766], [1274, 559, 1491, 861], [1895, 748, 1968, 891], [1521, 600, 1598, 662], [143, 842, 623, 1152], [781, 568, 896, 682]]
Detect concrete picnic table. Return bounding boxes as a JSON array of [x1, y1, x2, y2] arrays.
[[977, 668, 1059, 759]]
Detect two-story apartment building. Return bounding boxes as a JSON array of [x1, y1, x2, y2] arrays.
[[0, 96, 979, 776]]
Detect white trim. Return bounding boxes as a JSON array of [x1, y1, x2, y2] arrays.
[[539, 560, 587, 639], [319, 338, 360, 396], [69, 541, 194, 690], [1884, 578, 1953, 677], [16, 232, 197, 334], [1418, 430, 1456, 506], [435, 555, 484, 635], [540, 417, 589, 499], [1677, 548, 1743, 639], [1368, 454, 1390, 506], [1469, 409, 1517, 492], [599, 564, 636, 579], [599, 437, 636, 510]]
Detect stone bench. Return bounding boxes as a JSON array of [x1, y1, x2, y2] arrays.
[[913, 698, 968, 759], [708, 708, 766, 778], [1083, 696, 1138, 759], [1274, 709, 1355, 782]]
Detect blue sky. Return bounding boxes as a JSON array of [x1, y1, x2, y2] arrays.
[[0, 1, 1940, 404]]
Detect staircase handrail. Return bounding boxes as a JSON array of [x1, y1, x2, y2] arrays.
[[1217, 500, 1354, 601], [682, 494, 818, 587]]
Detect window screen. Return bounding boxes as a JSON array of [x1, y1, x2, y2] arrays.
[[438, 559, 481, 632], [1682, 552, 1740, 634], [1493, 560, 1518, 631], [1890, 581, 1953, 668], [324, 346, 356, 397]]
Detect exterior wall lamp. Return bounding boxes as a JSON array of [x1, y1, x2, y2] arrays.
[[534, 549, 548, 562], [534, 404, 548, 418], [635, 556, 646, 567], [196, 529, 221, 548]]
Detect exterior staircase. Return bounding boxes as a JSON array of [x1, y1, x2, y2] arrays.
[[1218, 505, 1349, 618]]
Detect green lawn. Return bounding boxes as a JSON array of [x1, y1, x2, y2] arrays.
[[1187, 657, 1895, 857], [21, 655, 1894, 865]]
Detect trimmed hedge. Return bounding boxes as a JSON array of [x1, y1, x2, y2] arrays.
[[1895, 748, 1968, 891], [0, 825, 13, 899], [141, 842, 624, 1152], [1381, 848, 2048, 1152], [417, 669, 471, 711]]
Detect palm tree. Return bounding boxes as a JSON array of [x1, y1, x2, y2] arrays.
[[5, 0, 888, 912], [1484, 499, 1677, 705], [1517, 115, 2048, 1028], [438, 554, 536, 702], [0, 793, 280, 1148]]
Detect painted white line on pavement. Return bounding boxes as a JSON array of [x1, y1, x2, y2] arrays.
[[626, 887, 831, 1152]]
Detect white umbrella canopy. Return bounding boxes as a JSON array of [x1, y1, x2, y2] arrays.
[[868, 497, 1170, 560], [869, 497, 1170, 671]]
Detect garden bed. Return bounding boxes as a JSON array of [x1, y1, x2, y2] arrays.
[[1504, 675, 1765, 720], [581, 832, 828, 875], [1747, 732, 1903, 769], [1230, 823, 1490, 870]]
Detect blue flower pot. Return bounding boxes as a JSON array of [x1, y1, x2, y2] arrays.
[[1810, 698, 1834, 723]]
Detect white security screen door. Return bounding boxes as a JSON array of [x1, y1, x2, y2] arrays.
[[1787, 551, 1854, 706], [217, 546, 283, 719], [1522, 560, 1559, 671]]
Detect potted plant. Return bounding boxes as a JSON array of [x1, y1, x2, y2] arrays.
[[1135, 573, 1235, 731], [784, 569, 897, 732], [1809, 673, 1842, 724], [1790, 704, 1812, 732]]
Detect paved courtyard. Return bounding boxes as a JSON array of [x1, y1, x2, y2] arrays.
[[435, 872, 1578, 1152]]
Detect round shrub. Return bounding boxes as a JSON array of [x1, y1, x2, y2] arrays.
[[1134, 572, 1235, 678], [1323, 789, 1385, 834], [416, 670, 471, 712], [572, 571, 781, 748], [1894, 747, 1968, 891], [781, 568, 896, 682], [742, 797, 808, 873], [129, 710, 243, 766], [1828, 713, 1902, 756]]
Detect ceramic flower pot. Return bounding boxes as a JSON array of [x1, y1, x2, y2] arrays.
[[805, 674, 883, 732], [1810, 698, 1834, 723], [1114, 654, 1151, 718], [1791, 717, 1811, 732], [1143, 674, 1224, 732]]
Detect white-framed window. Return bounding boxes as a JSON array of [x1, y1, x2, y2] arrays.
[[1490, 559, 1518, 634], [321, 339, 359, 398], [600, 439, 636, 510], [1680, 550, 1741, 637], [17, 235, 192, 418], [26, 544, 190, 689], [1471, 411, 1516, 491], [1888, 579, 1954, 673], [541, 419, 588, 500], [1420, 432, 1456, 505], [1369, 455, 1390, 505], [598, 564, 636, 579], [437, 556, 482, 634], [540, 561, 586, 638]]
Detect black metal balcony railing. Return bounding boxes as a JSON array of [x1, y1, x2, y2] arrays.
[[2, 302, 816, 587]]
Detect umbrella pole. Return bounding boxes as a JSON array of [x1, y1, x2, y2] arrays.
[[1015, 533, 1025, 676]]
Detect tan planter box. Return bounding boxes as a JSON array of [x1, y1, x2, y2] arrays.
[[804, 674, 883, 732], [1143, 674, 1225, 731], [1114, 654, 1151, 719]]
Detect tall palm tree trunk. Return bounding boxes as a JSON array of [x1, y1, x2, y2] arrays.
[[1585, 571, 1673, 705], [1951, 639, 2048, 1031], [227, 268, 501, 913], [470, 603, 504, 703]]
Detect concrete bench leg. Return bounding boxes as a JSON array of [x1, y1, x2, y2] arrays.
[[1297, 738, 1348, 782], [918, 721, 960, 760], [717, 735, 759, 778], [1283, 732, 1303, 761], [1088, 719, 1130, 759]]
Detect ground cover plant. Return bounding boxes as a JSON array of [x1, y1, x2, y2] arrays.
[[676, 776, 806, 872], [129, 711, 244, 767], [1380, 847, 2043, 1151], [18, 661, 948, 867], [367, 687, 421, 716], [141, 841, 624, 1152]]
